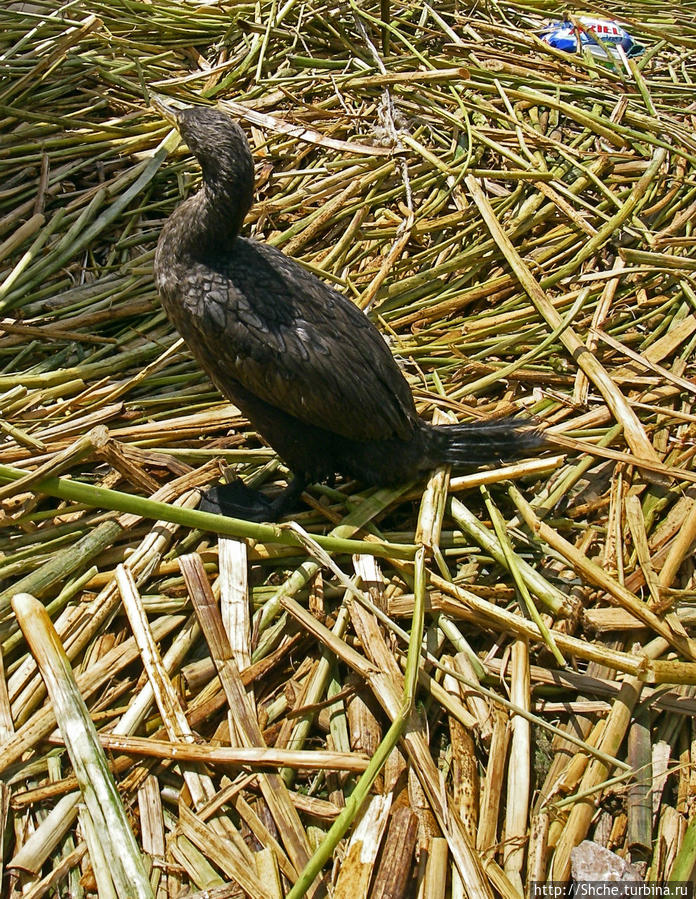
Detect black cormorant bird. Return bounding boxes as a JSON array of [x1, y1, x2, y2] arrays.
[[153, 100, 540, 521]]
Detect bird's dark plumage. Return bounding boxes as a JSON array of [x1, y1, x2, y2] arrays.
[[154, 103, 540, 519]]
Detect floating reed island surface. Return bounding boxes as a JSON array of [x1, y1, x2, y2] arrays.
[[2, 0, 696, 895]]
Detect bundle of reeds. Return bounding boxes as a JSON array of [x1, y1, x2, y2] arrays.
[[1, 0, 696, 895]]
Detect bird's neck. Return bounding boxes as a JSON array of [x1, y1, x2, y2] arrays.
[[177, 177, 252, 259]]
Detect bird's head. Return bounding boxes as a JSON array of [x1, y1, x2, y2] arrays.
[[152, 96, 254, 197]]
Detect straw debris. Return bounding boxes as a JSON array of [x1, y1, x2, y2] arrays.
[[2, 0, 696, 894]]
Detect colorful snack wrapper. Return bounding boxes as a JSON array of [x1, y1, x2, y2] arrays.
[[540, 16, 645, 60]]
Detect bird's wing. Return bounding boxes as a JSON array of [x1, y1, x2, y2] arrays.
[[177, 240, 417, 442]]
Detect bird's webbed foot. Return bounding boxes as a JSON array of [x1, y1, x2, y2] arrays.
[[199, 477, 308, 523], [199, 481, 275, 523]]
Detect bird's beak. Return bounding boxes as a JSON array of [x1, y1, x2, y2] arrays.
[[151, 93, 184, 128]]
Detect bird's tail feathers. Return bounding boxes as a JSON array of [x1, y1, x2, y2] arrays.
[[427, 417, 543, 467]]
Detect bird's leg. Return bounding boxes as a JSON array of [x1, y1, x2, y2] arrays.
[[267, 475, 308, 520], [199, 476, 308, 523]]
